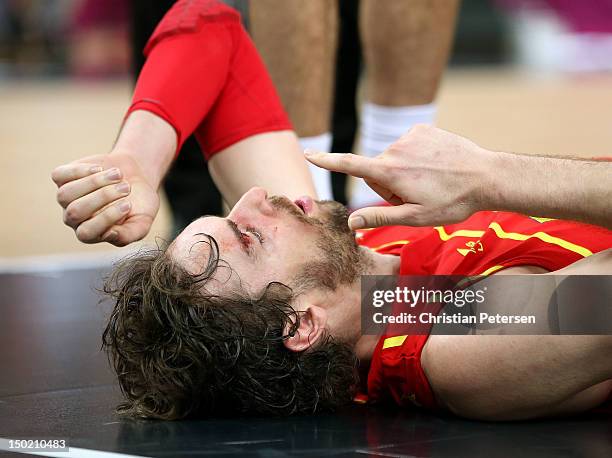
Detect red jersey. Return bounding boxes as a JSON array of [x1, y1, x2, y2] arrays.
[[356, 211, 612, 410]]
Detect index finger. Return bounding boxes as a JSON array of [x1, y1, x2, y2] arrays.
[[304, 151, 384, 181], [51, 163, 103, 187]]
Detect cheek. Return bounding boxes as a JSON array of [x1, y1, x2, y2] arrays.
[[252, 256, 290, 287], [217, 239, 235, 253], [254, 254, 278, 275], [273, 243, 316, 275]]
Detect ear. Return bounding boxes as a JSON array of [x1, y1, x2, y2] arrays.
[[283, 305, 327, 352]]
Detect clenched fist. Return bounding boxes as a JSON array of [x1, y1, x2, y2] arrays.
[[52, 152, 159, 246]]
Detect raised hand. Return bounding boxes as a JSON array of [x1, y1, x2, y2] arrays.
[[52, 152, 160, 246], [305, 124, 493, 229]]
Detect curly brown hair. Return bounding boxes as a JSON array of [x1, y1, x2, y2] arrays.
[[101, 236, 359, 420]]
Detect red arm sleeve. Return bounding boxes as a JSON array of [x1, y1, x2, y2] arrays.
[[125, 0, 240, 154], [125, 0, 292, 159]]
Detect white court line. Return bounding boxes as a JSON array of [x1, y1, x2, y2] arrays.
[[0, 243, 158, 274], [0, 438, 151, 458]]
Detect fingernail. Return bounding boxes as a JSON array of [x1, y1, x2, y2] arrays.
[[118, 201, 131, 213], [106, 168, 121, 181], [90, 166, 103, 174], [103, 231, 118, 242], [303, 149, 316, 156], [349, 216, 365, 230], [115, 182, 130, 194]]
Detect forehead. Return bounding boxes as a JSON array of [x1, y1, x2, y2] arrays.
[[168, 216, 224, 274], [167, 216, 247, 296]]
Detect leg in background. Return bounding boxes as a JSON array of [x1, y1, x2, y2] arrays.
[[250, 0, 338, 200], [353, 0, 459, 208]]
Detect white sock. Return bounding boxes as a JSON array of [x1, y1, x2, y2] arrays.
[[351, 102, 437, 209], [299, 133, 333, 201]]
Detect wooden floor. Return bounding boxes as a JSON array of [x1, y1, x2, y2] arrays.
[[1, 68, 612, 258]]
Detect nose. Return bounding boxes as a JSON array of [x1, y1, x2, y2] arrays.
[[230, 187, 272, 217], [246, 187, 268, 201]]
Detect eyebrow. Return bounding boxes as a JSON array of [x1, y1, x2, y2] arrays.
[[226, 219, 248, 253]]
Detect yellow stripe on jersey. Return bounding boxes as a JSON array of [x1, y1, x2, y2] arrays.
[[383, 335, 408, 349], [435, 226, 485, 241], [371, 240, 410, 252], [488, 222, 592, 258], [479, 265, 506, 276], [529, 216, 556, 224]]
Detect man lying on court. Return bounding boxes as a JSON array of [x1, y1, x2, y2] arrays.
[[98, 187, 612, 421], [51, 0, 612, 421]]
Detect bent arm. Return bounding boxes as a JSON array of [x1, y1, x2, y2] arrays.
[[120, 2, 315, 205], [422, 250, 612, 420], [54, 0, 316, 246]]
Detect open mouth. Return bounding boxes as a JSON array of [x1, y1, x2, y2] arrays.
[[293, 196, 313, 216]]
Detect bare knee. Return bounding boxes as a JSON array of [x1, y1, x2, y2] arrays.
[[360, 0, 459, 105]]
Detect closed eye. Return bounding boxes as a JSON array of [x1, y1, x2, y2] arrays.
[[227, 219, 253, 255], [245, 225, 263, 244]]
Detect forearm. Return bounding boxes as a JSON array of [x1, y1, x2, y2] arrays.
[[111, 110, 176, 189], [208, 131, 317, 206], [108, 5, 237, 189], [486, 151, 612, 228]]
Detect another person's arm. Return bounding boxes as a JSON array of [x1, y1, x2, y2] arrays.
[[305, 124, 612, 229], [488, 150, 611, 229]]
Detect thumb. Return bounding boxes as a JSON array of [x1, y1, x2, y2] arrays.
[[105, 218, 151, 247], [349, 204, 422, 230], [365, 179, 403, 206]]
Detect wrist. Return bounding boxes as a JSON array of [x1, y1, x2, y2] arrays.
[[108, 147, 163, 189], [483, 150, 545, 215], [111, 110, 177, 189], [472, 147, 507, 213]]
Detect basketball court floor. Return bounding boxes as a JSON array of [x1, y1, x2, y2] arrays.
[[1, 264, 611, 458]]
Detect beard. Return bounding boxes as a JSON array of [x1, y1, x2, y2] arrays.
[[268, 196, 367, 295]]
